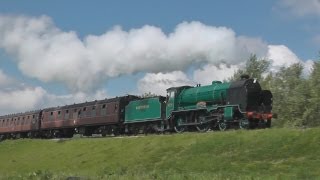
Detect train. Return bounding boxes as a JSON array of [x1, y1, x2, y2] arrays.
[[0, 75, 274, 140]]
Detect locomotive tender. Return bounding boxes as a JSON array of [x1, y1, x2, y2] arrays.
[[0, 76, 274, 140]]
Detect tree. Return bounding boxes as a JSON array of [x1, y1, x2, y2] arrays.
[[230, 54, 270, 88], [267, 63, 308, 127], [302, 60, 320, 126]]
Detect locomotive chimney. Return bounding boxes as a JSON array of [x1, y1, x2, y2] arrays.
[[240, 74, 250, 80]]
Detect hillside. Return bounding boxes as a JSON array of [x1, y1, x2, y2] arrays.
[[0, 128, 319, 179]]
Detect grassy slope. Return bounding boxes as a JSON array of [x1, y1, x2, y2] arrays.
[[0, 128, 319, 179]]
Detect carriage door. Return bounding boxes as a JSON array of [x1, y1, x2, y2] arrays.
[[31, 114, 38, 131]]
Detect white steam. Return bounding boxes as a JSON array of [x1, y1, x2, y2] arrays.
[[137, 71, 194, 95], [0, 15, 316, 113], [137, 45, 314, 95], [0, 15, 268, 92]]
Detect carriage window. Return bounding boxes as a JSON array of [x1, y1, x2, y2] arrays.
[[82, 107, 87, 117], [114, 104, 118, 112], [64, 110, 69, 120], [73, 109, 78, 119], [101, 104, 107, 116], [33, 115, 35, 119], [58, 111, 62, 119], [91, 106, 96, 116], [49, 112, 54, 120]]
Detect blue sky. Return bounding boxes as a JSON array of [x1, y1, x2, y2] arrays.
[[0, 0, 319, 114]]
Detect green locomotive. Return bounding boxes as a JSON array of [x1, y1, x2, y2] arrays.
[[124, 75, 274, 133]]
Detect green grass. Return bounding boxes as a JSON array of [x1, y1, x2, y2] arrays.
[[0, 128, 319, 179]]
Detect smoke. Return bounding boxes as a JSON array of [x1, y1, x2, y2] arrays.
[[137, 71, 194, 95], [0, 15, 269, 92], [193, 64, 240, 84], [137, 45, 314, 95], [0, 14, 315, 107]]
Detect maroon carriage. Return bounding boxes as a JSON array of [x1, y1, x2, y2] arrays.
[[41, 95, 138, 138], [0, 110, 41, 139]]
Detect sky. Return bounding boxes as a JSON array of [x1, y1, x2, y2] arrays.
[[0, 0, 319, 115]]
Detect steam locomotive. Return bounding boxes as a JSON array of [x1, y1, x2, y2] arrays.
[[0, 75, 274, 140]]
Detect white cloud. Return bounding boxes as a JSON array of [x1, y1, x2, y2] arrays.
[[0, 86, 46, 115], [277, 0, 320, 17], [267, 45, 300, 68], [0, 15, 268, 92], [0, 86, 108, 115], [312, 35, 320, 45], [302, 60, 315, 76], [0, 70, 108, 115], [267, 45, 313, 76], [0, 70, 14, 87]]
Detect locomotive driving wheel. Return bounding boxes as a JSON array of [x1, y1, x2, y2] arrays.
[[239, 118, 249, 129], [195, 114, 210, 132], [155, 121, 165, 133], [174, 116, 186, 133], [218, 121, 228, 131]]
